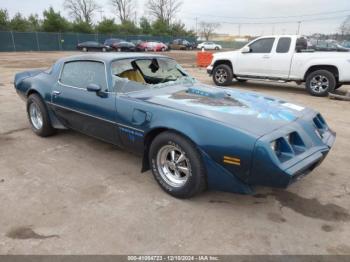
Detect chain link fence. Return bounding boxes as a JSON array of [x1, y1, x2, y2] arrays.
[[0, 31, 248, 52], [0, 31, 201, 52]]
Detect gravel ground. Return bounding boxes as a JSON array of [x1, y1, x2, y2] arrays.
[[0, 51, 349, 255]]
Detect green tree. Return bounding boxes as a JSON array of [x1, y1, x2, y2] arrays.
[[118, 20, 139, 35], [151, 19, 169, 36], [10, 12, 29, 31], [71, 21, 94, 33], [96, 18, 119, 34], [42, 7, 70, 32], [139, 17, 152, 34], [28, 14, 41, 31], [0, 9, 9, 30], [170, 21, 194, 37]]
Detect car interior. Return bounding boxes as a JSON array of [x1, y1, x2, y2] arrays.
[[111, 58, 190, 93]]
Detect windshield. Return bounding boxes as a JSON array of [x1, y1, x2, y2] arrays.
[[111, 58, 195, 93]]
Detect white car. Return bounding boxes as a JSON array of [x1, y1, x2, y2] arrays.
[[197, 42, 222, 50], [207, 35, 350, 96]]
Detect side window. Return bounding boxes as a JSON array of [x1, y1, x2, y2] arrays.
[[276, 37, 291, 53], [249, 38, 275, 53], [60, 61, 107, 91]]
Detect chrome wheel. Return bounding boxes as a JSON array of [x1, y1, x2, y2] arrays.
[[29, 103, 43, 130], [156, 145, 191, 188], [310, 75, 329, 93], [215, 68, 228, 84]]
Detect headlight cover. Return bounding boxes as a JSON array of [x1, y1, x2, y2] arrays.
[[270, 132, 306, 162]]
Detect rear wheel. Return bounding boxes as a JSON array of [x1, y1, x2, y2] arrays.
[[213, 64, 233, 86], [102, 47, 106, 52], [27, 94, 55, 137], [149, 131, 206, 198], [82, 47, 88, 52], [305, 70, 335, 96]]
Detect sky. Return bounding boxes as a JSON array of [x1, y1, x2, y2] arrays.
[[2, 0, 350, 35]]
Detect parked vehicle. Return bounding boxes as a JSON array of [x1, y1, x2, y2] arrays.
[[142, 41, 168, 52], [169, 39, 196, 50], [112, 41, 136, 52], [310, 41, 349, 52], [104, 38, 123, 48], [14, 53, 335, 198], [207, 35, 350, 96], [131, 40, 147, 51], [76, 41, 111, 52], [197, 42, 222, 50], [340, 41, 350, 49]]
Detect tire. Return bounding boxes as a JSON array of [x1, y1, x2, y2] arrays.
[[305, 70, 335, 97], [215, 46, 219, 50], [212, 64, 233, 86], [27, 94, 55, 137], [149, 131, 206, 198], [102, 47, 106, 52], [161, 47, 165, 52], [82, 47, 87, 52]]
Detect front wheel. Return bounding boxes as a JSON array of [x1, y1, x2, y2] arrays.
[[212, 64, 233, 86], [149, 131, 206, 198], [305, 70, 335, 96], [27, 94, 56, 137]]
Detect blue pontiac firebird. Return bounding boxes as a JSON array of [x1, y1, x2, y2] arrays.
[[14, 53, 336, 198]]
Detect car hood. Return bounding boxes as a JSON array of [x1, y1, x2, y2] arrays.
[[128, 83, 314, 137]]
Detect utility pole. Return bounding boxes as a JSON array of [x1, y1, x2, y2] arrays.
[[297, 21, 302, 34], [98, 10, 104, 22], [195, 17, 198, 37]]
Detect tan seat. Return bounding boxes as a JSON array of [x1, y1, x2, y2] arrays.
[[119, 69, 146, 84]]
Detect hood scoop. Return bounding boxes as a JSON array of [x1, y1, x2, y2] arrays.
[[186, 87, 228, 99]]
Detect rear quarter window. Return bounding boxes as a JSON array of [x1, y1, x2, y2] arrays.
[[60, 61, 107, 91]]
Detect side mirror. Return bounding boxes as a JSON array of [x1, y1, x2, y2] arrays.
[[86, 83, 102, 93], [241, 46, 250, 53]]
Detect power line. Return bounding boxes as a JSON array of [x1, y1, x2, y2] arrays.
[[191, 14, 349, 25], [183, 9, 350, 21]]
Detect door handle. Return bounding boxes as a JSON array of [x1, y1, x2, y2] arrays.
[[52, 91, 61, 96], [262, 55, 270, 59]]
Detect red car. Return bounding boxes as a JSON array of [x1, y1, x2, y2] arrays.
[[139, 41, 168, 52]]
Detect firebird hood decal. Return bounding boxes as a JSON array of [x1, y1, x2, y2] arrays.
[[128, 84, 312, 136]]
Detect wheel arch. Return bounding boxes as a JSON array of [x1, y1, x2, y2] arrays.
[[27, 89, 42, 98], [213, 60, 233, 72], [141, 127, 199, 173], [26, 88, 66, 129], [304, 65, 339, 82]]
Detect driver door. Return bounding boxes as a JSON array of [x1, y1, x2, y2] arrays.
[[235, 37, 276, 77], [51, 60, 119, 145]]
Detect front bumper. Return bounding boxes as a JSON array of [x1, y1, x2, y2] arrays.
[[249, 112, 336, 188], [207, 65, 213, 75]]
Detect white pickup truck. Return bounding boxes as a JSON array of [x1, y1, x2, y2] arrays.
[[207, 35, 350, 96]]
